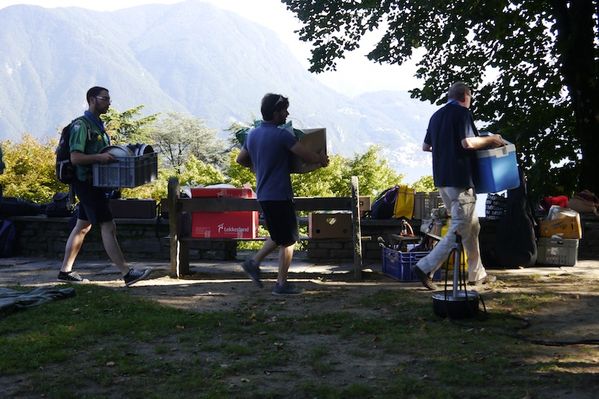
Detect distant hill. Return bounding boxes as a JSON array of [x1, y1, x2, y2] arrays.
[[0, 0, 435, 181]]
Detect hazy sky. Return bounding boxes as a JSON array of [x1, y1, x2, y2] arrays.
[[0, 0, 421, 97]]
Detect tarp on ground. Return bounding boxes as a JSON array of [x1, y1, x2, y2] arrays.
[[0, 286, 75, 316]]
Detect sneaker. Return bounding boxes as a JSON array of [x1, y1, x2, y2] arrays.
[[57, 271, 89, 283], [272, 282, 303, 296], [241, 259, 263, 288], [414, 266, 438, 290], [123, 267, 152, 287], [468, 274, 497, 286]]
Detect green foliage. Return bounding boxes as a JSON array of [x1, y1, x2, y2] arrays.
[[102, 105, 158, 145], [178, 155, 226, 187], [225, 149, 256, 189], [0, 135, 66, 203], [411, 175, 435, 193], [150, 112, 226, 174], [282, 0, 599, 197], [224, 119, 260, 150], [344, 146, 404, 197], [0, 135, 409, 204], [293, 154, 348, 197], [121, 168, 170, 201]]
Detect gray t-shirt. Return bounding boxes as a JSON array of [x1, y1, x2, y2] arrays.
[[244, 122, 297, 201]]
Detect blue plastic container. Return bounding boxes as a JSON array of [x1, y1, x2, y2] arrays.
[[381, 247, 442, 281], [473, 143, 520, 193]]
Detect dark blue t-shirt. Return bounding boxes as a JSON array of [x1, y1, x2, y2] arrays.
[[244, 122, 297, 200], [424, 102, 477, 188]]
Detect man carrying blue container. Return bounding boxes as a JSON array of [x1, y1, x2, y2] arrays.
[[414, 82, 505, 290]]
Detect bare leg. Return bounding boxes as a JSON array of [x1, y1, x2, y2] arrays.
[[276, 243, 295, 285], [252, 237, 278, 265], [99, 220, 129, 275], [61, 219, 92, 273]]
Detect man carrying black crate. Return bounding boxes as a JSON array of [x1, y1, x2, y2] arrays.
[[414, 82, 504, 290], [58, 86, 151, 287]]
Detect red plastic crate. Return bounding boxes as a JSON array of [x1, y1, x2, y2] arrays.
[[191, 187, 255, 199], [191, 187, 258, 239], [191, 211, 259, 239]]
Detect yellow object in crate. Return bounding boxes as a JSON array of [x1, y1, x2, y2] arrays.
[[440, 220, 468, 271]]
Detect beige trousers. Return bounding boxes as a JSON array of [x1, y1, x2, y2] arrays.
[[416, 187, 487, 282]]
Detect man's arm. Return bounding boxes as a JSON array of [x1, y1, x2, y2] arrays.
[[422, 143, 432, 152], [461, 134, 505, 150], [71, 151, 114, 165], [290, 142, 329, 167], [236, 148, 252, 168]]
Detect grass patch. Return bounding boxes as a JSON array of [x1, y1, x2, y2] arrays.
[[0, 283, 595, 398]]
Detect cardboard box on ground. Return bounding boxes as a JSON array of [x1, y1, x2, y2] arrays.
[[309, 212, 352, 239], [539, 206, 582, 239], [291, 128, 327, 174]]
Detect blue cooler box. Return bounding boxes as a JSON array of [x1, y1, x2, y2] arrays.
[[473, 143, 520, 193]]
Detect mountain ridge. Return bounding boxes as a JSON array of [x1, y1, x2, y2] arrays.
[[0, 1, 434, 181]]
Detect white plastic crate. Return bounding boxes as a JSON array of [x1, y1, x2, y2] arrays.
[[536, 237, 578, 266], [92, 152, 158, 188]]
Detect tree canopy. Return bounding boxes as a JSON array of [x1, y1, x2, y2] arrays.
[[282, 0, 599, 198], [150, 113, 227, 174], [103, 105, 158, 145]]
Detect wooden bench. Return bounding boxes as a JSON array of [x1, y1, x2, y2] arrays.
[[167, 176, 364, 278]]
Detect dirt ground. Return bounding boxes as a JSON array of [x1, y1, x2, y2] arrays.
[[1, 256, 598, 397]]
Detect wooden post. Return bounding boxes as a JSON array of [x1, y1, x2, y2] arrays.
[[351, 176, 363, 280], [168, 177, 184, 277]]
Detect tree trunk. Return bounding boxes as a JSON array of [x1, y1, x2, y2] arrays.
[[552, 0, 599, 195]]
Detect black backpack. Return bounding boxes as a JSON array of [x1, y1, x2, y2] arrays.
[[480, 169, 537, 268], [55, 117, 91, 184], [45, 192, 74, 217], [368, 186, 399, 219]]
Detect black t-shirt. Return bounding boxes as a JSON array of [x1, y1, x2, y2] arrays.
[[424, 102, 477, 188]]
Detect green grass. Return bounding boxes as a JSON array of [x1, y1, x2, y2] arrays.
[[0, 283, 595, 398]]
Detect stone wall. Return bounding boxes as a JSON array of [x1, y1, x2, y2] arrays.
[[12, 216, 170, 261], [8, 215, 598, 263]]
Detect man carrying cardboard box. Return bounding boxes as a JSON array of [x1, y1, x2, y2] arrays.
[[236, 93, 329, 295]]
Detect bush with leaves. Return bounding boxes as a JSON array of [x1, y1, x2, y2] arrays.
[[411, 175, 435, 193], [0, 135, 66, 203]]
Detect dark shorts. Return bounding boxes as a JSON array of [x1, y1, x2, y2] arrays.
[[259, 200, 299, 246], [72, 180, 113, 224]]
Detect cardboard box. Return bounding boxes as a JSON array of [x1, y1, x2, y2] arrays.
[[308, 212, 352, 239], [537, 237, 578, 266], [191, 211, 258, 238], [109, 199, 157, 219], [539, 215, 582, 239], [291, 128, 327, 174], [473, 143, 520, 193]]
